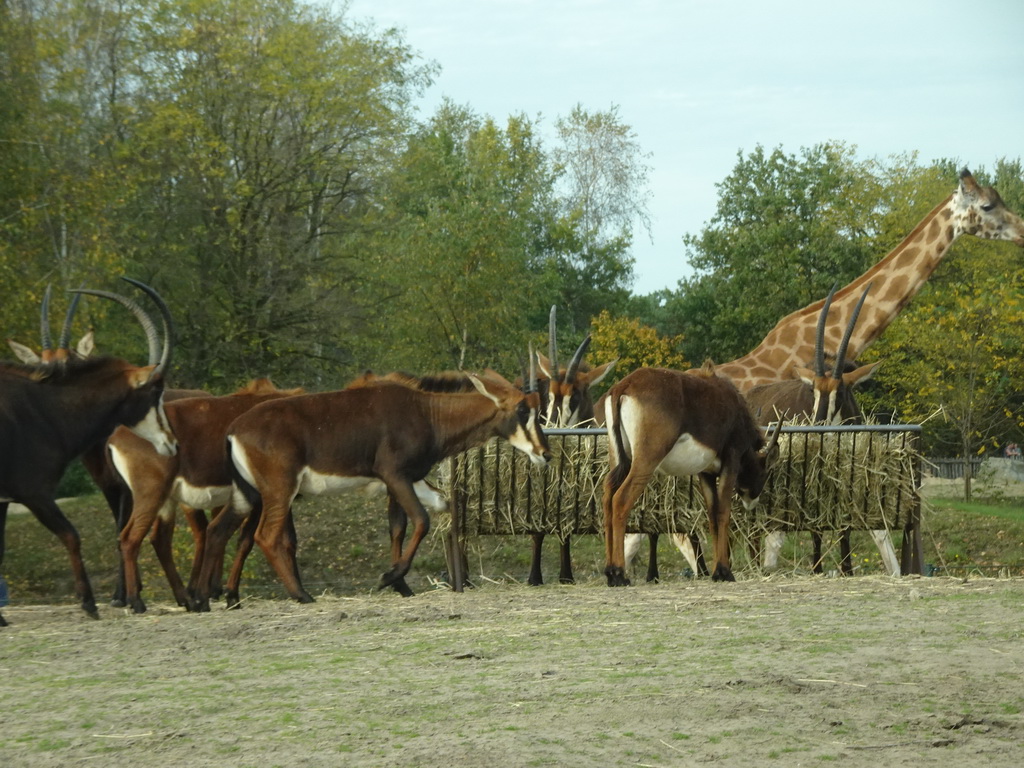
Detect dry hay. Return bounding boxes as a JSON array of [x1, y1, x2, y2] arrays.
[[433, 426, 921, 543]]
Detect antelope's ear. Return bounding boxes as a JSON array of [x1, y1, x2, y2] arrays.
[[794, 366, 815, 386], [468, 373, 502, 406], [129, 364, 158, 389], [76, 329, 95, 358], [536, 353, 555, 379], [587, 359, 618, 388], [8, 339, 40, 364], [842, 361, 880, 387], [480, 368, 514, 388]]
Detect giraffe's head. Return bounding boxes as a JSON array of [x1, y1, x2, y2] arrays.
[[952, 168, 1024, 247]]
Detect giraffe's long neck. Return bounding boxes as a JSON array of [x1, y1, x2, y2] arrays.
[[717, 194, 958, 392]]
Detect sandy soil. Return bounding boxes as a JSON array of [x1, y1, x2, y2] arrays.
[[2, 575, 1023, 767]]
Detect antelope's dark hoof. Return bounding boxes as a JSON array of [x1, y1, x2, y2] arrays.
[[604, 566, 630, 587], [191, 598, 211, 613], [388, 577, 415, 598], [378, 566, 407, 592], [710, 565, 736, 583]]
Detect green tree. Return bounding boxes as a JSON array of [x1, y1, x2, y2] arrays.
[[0, 0, 434, 388], [662, 143, 878, 364], [590, 309, 687, 378], [549, 104, 648, 333], [360, 102, 558, 375], [120, 0, 433, 387], [871, 274, 1024, 500]]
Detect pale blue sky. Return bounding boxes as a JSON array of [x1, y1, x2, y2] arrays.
[[343, 0, 1024, 295]]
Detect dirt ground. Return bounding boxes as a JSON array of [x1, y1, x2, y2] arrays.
[[2, 575, 1023, 767]]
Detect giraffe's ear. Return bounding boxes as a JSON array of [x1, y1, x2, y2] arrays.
[[959, 169, 981, 199]]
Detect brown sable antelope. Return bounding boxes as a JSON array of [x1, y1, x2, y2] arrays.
[[745, 283, 895, 575], [106, 378, 304, 614], [202, 369, 485, 607], [0, 278, 175, 625], [526, 305, 617, 586], [602, 360, 781, 585], [191, 368, 551, 611]]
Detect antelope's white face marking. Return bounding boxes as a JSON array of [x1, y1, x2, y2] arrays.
[[545, 394, 579, 429], [508, 413, 549, 467], [738, 492, 760, 511], [129, 399, 177, 457]]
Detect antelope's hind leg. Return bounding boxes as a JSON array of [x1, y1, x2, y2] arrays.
[[385, 495, 414, 597], [377, 479, 430, 596]]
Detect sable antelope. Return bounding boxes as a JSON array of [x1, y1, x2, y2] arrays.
[[527, 306, 617, 585], [745, 284, 897, 575], [5, 290, 209, 606], [191, 368, 551, 610], [107, 379, 304, 613], [0, 278, 175, 625], [602, 361, 781, 585], [202, 369, 488, 607]]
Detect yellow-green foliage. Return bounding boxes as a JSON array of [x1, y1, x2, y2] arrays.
[[589, 310, 687, 377]]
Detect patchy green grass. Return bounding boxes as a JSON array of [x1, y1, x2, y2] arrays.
[[4, 486, 1023, 606]]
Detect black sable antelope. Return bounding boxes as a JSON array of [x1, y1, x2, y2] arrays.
[[192, 369, 551, 610], [0, 279, 175, 625], [601, 361, 781, 585], [6, 285, 207, 607]]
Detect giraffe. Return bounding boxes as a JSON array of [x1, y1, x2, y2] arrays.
[[714, 168, 1024, 393], [636, 168, 1023, 579]]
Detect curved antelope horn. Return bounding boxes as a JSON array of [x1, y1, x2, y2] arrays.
[[121, 277, 174, 378], [814, 283, 839, 378], [40, 284, 53, 354], [548, 305, 559, 379], [832, 283, 872, 379], [529, 342, 538, 394], [71, 287, 162, 367], [764, 418, 784, 455], [565, 334, 591, 384], [57, 288, 83, 352]]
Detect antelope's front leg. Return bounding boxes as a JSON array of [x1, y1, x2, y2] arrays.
[[701, 474, 735, 582]]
